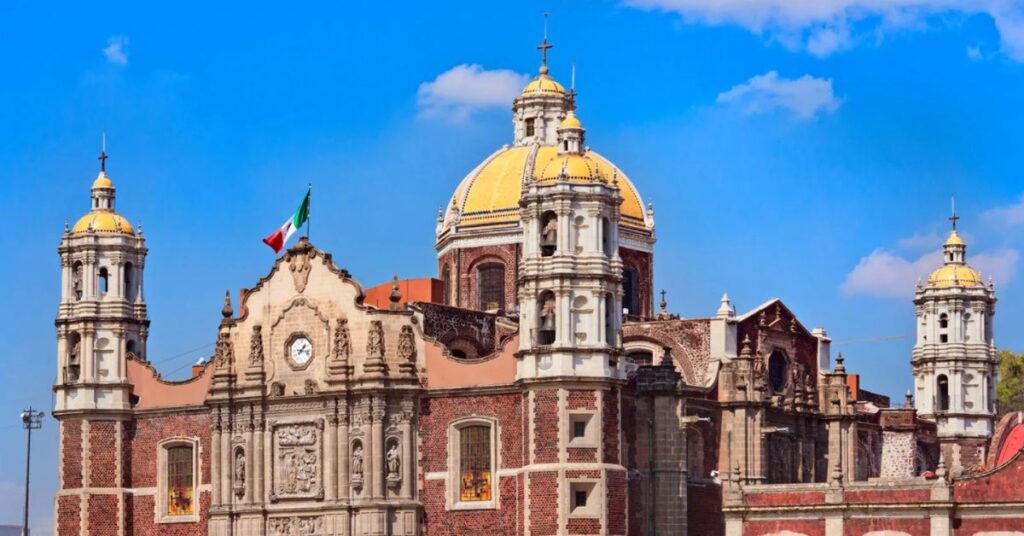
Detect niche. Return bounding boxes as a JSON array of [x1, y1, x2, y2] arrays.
[[538, 291, 557, 346], [540, 211, 558, 257]]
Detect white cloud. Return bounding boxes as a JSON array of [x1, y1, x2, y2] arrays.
[[417, 64, 530, 122], [625, 0, 1024, 61], [103, 36, 129, 66], [842, 246, 1018, 298], [966, 45, 983, 60], [982, 194, 1024, 226], [716, 71, 839, 119], [896, 232, 944, 251]]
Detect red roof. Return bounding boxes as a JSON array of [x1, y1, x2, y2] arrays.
[[997, 424, 1024, 467]]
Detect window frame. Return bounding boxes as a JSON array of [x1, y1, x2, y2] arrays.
[[448, 416, 499, 511], [565, 479, 602, 519], [476, 262, 506, 312], [567, 411, 599, 448], [155, 437, 200, 524]]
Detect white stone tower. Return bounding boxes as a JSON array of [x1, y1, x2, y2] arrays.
[[912, 209, 997, 468], [54, 147, 149, 414]]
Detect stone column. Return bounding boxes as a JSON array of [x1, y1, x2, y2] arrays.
[[325, 413, 338, 502], [262, 419, 272, 503], [211, 413, 222, 508], [221, 419, 232, 505], [82, 329, 95, 382], [339, 406, 350, 500], [401, 403, 413, 498], [254, 416, 265, 505], [371, 395, 385, 499], [244, 421, 254, 504]]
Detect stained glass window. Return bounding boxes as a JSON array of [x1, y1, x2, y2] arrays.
[[167, 445, 194, 516], [477, 264, 505, 312], [459, 425, 492, 502]]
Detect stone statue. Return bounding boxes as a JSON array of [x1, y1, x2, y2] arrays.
[[398, 325, 416, 363], [540, 296, 557, 331], [234, 450, 246, 496], [69, 338, 80, 364], [542, 216, 558, 245], [352, 444, 364, 481], [214, 331, 234, 368], [249, 325, 264, 366], [386, 442, 401, 479], [334, 318, 351, 361], [367, 321, 384, 358]]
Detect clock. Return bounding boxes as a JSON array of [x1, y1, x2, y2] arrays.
[[289, 336, 313, 366]]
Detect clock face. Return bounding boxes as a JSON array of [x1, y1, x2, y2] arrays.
[[290, 337, 313, 366]]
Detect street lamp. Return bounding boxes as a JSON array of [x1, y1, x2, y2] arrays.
[[20, 408, 43, 536]]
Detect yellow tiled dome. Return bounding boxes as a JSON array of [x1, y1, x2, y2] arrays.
[[441, 145, 648, 234], [520, 75, 566, 97], [92, 171, 113, 189], [927, 264, 982, 288], [71, 211, 135, 236], [945, 230, 965, 246], [559, 113, 582, 130]]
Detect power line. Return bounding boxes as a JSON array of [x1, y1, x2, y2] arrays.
[[151, 341, 215, 365], [832, 333, 915, 346]]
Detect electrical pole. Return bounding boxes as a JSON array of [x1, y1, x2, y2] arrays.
[[21, 408, 43, 536]]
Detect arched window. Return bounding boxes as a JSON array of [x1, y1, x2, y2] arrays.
[[622, 267, 639, 316], [540, 211, 558, 257], [124, 262, 133, 300], [939, 313, 949, 329], [98, 267, 109, 295], [476, 263, 505, 312], [158, 440, 198, 522], [626, 350, 653, 366], [66, 332, 82, 382], [442, 266, 452, 306], [768, 350, 789, 393], [538, 291, 556, 346], [453, 422, 495, 505], [937, 375, 950, 411]]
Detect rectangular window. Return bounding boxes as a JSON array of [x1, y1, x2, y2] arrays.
[[167, 446, 195, 516], [459, 425, 492, 502], [477, 264, 505, 312], [574, 489, 588, 509], [525, 118, 535, 138], [573, 420, 587, 439]]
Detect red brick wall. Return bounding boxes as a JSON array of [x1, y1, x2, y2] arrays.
[[87, 494, 119, 536], [62, 419, 83, 489], [744, 491, 825, 507], [955, 516, 1024, 534], [568, 390, 596, 410], [89, 420, 118, 488], [529, 471, 559, 534], [56, 495, 80, 536], [624, 395, 647, 536], [620, 248, 653, 318], [607, 470, 627, 535], [568, 447, 597, 463], [844, 488, 931, 504], [534, 389, 560, 464], [439, 244, 519, 312], [843, 517, 929, 535], [128, 494, 211, 536], [744, 519, 824, 536], [419, 391, 523, 535], [567, 518, 601, 534], [603, 388, 620, 464], [124, 411, 211, 488], [955, 448, 1024, 503]]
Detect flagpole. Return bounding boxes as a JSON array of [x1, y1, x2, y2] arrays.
[[306, 183, 311, 241]]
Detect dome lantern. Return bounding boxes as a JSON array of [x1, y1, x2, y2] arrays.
[[70, 137, 135, 236]]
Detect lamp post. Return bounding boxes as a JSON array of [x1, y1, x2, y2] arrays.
[[20, 408, 43, 536]]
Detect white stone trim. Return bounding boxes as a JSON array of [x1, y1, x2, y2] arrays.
[[154, 436, 201, 524], [446, 416, 500, 511]]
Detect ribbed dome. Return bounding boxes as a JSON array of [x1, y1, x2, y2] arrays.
[[927, 264, 982, 288], [441, 146, 648, 234], [72, 211, 135, 235], [519, 74, 566, 97]]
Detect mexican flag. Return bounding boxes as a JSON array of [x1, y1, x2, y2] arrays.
[[263, 189, 310, 253]]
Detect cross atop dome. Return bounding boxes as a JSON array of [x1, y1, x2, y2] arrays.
[[949, 194, 960, 231], [536, 12, 552, 75]]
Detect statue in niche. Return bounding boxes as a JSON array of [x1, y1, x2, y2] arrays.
[[334, 318, 351, 361], [351, 443, 364, 482], [304, 379, 317, 395], [72, 263, 83, 300], [539, 295, 557, 345], [234, 450, 246, 497], [270, 382, 285, 397], [249, 325, 264, 366], [542, 216, 558, 245], [367, 321, 384, 358], [214, 331, 234, 368], [398, 325, 416, 363], [386, 441, 401, 481]]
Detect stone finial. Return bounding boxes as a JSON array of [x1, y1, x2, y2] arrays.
[[717, 293, 734, 318], [834, 352, 846, 374], [646, 202, 655, 230], [435, 208, 444, 236], [936, 455, 948, 479], [389, 275, 402, 311], [660, 345, 673, 367], [221, 290, 233, 319], [739, 335, 753, 358], [660, 289, 668, 314], [830, 460, 843, 485], [137, 222, 143, 236], [904, 389, 914, 409], [63, 221, 70, 234]]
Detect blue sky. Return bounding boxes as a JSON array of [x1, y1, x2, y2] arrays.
[[3, 1, 1024, 531]]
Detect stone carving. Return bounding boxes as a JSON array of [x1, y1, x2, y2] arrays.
[[398, 325, 416, 368], [351, 441, 364, 486], [334, 318, 351, 361], [269, 518, 293, 536], [297, 517, 323, 535], [367, 321, 384, 358], [270, 382, 285, 397], [234, 449, 246, 498], [214, 331, 234, 368], [249, 325, 264, 366], [386, 439, 401, 486], [304, 379, 318, 395], [289, 251, 312, 294], [269, 516, 324, 536], [273, 423, 321, 498]]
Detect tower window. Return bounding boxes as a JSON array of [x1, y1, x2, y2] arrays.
[[525, 118, 535, 138], [124, 262, 133, 300], [605, 294, 615, 346], [98, 267, 109, 295], [166, 444, 195, 517], [601, 218, 612, 257], [939, 313, 949, 329], [442, 266, 452, 306], [540, 211, 558, 257], [538, 291, 556, 346], [622, 267, 639, 316], [937, 375, 950, 412], [477, 263, 505, 312]]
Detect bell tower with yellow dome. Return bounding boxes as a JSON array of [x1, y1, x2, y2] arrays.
[[54, 143, 149, 415], [911, 206, 997, 470]]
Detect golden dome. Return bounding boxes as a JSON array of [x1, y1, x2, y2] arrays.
[[559, 113, 582, 130], [945, 230, 965, 246], [927, 264, 982, 288], [442, 146, 648, 234], [71, 211, 135, 236], [92, 171, 113, 189], [520, 75, 566, 97]]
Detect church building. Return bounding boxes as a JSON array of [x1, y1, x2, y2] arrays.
[[52, 38, 1024, 536]]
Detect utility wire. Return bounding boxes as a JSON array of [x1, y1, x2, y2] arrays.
[[832, 333, 915, 346]]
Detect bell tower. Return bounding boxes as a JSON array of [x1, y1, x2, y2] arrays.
[[912, 206, 997, 470], [54, 145, 149, 414], [516, 110, 628, 534]]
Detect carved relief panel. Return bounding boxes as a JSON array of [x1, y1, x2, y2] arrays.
[[270, 421, 325, 501]]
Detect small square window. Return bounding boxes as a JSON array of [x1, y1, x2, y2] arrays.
[[568, 413, 595, 446], [940, 334, 948, 343], [574, 489, 588, 509], [573, 420, 587, 439], [569, 481, 597, 517]]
